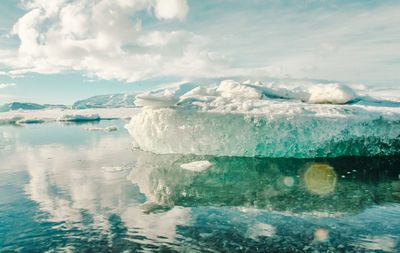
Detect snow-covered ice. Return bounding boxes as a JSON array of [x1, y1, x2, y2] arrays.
[[127, 80, 400, 158]]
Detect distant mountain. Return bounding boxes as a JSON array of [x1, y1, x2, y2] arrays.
[[0, 83, 198, 112], [72, 83, 199, 109], [72, 93, 137, 109], [0, 102, 68, 112]]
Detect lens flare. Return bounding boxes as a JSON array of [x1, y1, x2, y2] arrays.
[[314, 228, 329, 242], [304, 163, 337, 195], [283, 176, 295, 187]]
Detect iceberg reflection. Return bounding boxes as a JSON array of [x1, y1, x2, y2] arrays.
[[130, 151, 400, 215], [1, 127, 189, 251]]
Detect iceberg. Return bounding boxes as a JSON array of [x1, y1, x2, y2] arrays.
[[126, 80, 400, 158]]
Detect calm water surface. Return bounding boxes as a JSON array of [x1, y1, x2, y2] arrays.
[[0, 120, 399, 252]]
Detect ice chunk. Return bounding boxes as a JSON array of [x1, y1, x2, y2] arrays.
[[308, 83, 356, 104], [16, 118, 45, 124], [127, 106, 400, 158], [127, 80, 400, 158], [180, 160, 213, 172], [58, 114, 100, 122], [261, 86, 310, 101], [180, 86, 218, 99], [134, 91, 179, 108]]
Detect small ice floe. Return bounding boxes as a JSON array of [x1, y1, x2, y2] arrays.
[[180, 160, 213, 172], [16, 118, 45, 124], [0, 116, 23, 125], [86, 126, 118, 132], [57, 114, 100, 122]]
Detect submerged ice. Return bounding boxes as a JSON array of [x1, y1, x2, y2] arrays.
[[126, 80, 400, 158]]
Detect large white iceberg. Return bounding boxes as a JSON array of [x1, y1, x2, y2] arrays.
[[126, 80, 400, 158]]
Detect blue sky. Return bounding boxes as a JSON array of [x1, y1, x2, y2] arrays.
[[0, 0, 399, 104]]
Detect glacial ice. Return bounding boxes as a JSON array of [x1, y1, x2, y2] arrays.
[[127, 80, 400, 158]]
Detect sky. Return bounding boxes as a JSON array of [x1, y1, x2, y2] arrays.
[[0, 0, 399, 104]]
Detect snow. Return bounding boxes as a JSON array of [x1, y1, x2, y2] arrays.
[[133, 82, 198, 108], [217, 80, 263, 99], [126, 79, 400, 158], [308, 84, 356, 104], [134, 91, 180, 108]]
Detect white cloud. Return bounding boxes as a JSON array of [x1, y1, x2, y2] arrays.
[[1, 0, 226, 82], [189, 1, 400, 83], [154, 0, 189, 21], [0, 82, 16, 89], [2, 1, 400, 85]]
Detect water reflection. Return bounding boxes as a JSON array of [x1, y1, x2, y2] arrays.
[[129, 151, 400, 215], [1, 122, 190, 251], [1, 121, 400, 252]]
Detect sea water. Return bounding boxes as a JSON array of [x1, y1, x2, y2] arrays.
[[1, 120, 399, 252]]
